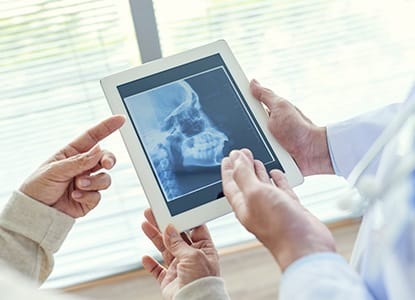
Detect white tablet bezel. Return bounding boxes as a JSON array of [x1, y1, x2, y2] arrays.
[[101, 40, 303, 232]]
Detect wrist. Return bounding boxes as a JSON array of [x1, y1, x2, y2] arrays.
[[297, 126, 334, 176], [19, 184, 39, 203], [263, 216, 337, 272], [18, 184, 47, 206], [271, 243, 336, 271]]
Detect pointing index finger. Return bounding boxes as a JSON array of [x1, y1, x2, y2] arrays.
[[64, 115, 125, 156]]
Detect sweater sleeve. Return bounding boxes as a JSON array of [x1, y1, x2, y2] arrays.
[[174, 277, 231, 300], [279, 253, 374, 300], [1, 262, 86, 300], [0, 190, 74, 283]]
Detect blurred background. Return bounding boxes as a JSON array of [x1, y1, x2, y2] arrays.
[[1, 0, 414, 291]]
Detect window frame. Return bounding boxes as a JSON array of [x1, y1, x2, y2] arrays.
[[129, 0, 162, 62]]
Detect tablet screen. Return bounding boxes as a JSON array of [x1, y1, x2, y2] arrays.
[[117, 54, 284, 215]]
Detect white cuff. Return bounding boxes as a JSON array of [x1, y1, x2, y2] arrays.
[[282, 252, 347, 279], [280, 252, 373, 300]]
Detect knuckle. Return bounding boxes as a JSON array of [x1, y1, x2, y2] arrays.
[[276, 98, 290, 109], [75, 154, 90, 170], [259, 87, 274, 101], [169, 239, 182, 250]]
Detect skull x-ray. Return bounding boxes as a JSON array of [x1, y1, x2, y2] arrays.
[[125, 79, 229, 201], [122, 64, 279, 212], [159, 81, 228, 168]]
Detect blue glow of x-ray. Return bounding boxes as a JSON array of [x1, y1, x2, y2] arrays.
[[125, 80, 229, 201]]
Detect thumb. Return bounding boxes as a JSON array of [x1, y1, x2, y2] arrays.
[[250, 79, 279, 110], [163, 224, 194, 259], [50, 145, 103, 179]]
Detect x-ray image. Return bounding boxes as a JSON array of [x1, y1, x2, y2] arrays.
[[159, 81, 229, 169], [125, 77, 230, 201], [123, 66, 275, 205]]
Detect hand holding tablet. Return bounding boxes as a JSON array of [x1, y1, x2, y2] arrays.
[[101, 40, 303, 232]]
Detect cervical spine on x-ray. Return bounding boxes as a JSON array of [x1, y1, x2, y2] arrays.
[[150, 81, 228, 199]]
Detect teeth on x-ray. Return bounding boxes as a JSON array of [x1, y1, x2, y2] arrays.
[[181, 128, 227, 167]]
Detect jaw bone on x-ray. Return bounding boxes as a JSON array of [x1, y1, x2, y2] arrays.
[[136, 80, 229, 201]]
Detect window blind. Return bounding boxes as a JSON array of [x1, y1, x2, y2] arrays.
[[0, 0, 149, 289], [1, 0, 414, 289], [153, 0, 415, 122]]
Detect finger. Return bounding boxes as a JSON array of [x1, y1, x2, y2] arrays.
[[229, 150, 254, 172], [190, 224, 213, 244], [254, 159, 269, 183], [100, 150, 116, 170], [232, 152, 261, 193], [221, 156, 248, 214], [270, 169, 299, 200], [142, 255, 166, 285], [144, 208, 159, 230], [90, 150, 117, 173], [269, 169, 290, 189], [240, 148, 254, 162], [63, 115, 125, 156], [75, 172, 111, 191], [71, 190, 101, 210], [163, 224, 195, 259], [142, 221, 167, 255], [250, 79, 280, 110], [221, 157, 246, 218], [142, 221, 175, 265], [221, 157, 240, 197], [50, 145, 103, 179]]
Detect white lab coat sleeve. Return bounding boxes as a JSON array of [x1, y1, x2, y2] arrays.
[[279, 253, 374, 300], [326, 103, 401, 178]]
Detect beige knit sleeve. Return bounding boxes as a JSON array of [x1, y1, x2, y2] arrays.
[[0, 191, 74, 283], [174, 276, 231, 300]]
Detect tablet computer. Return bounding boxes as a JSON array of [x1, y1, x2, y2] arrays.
[[101, 40, 303, 232]]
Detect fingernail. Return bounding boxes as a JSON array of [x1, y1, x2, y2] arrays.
[[80, 178, 91, 187], [72, 190, 82, 199], [166, 224, 179, 239]]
